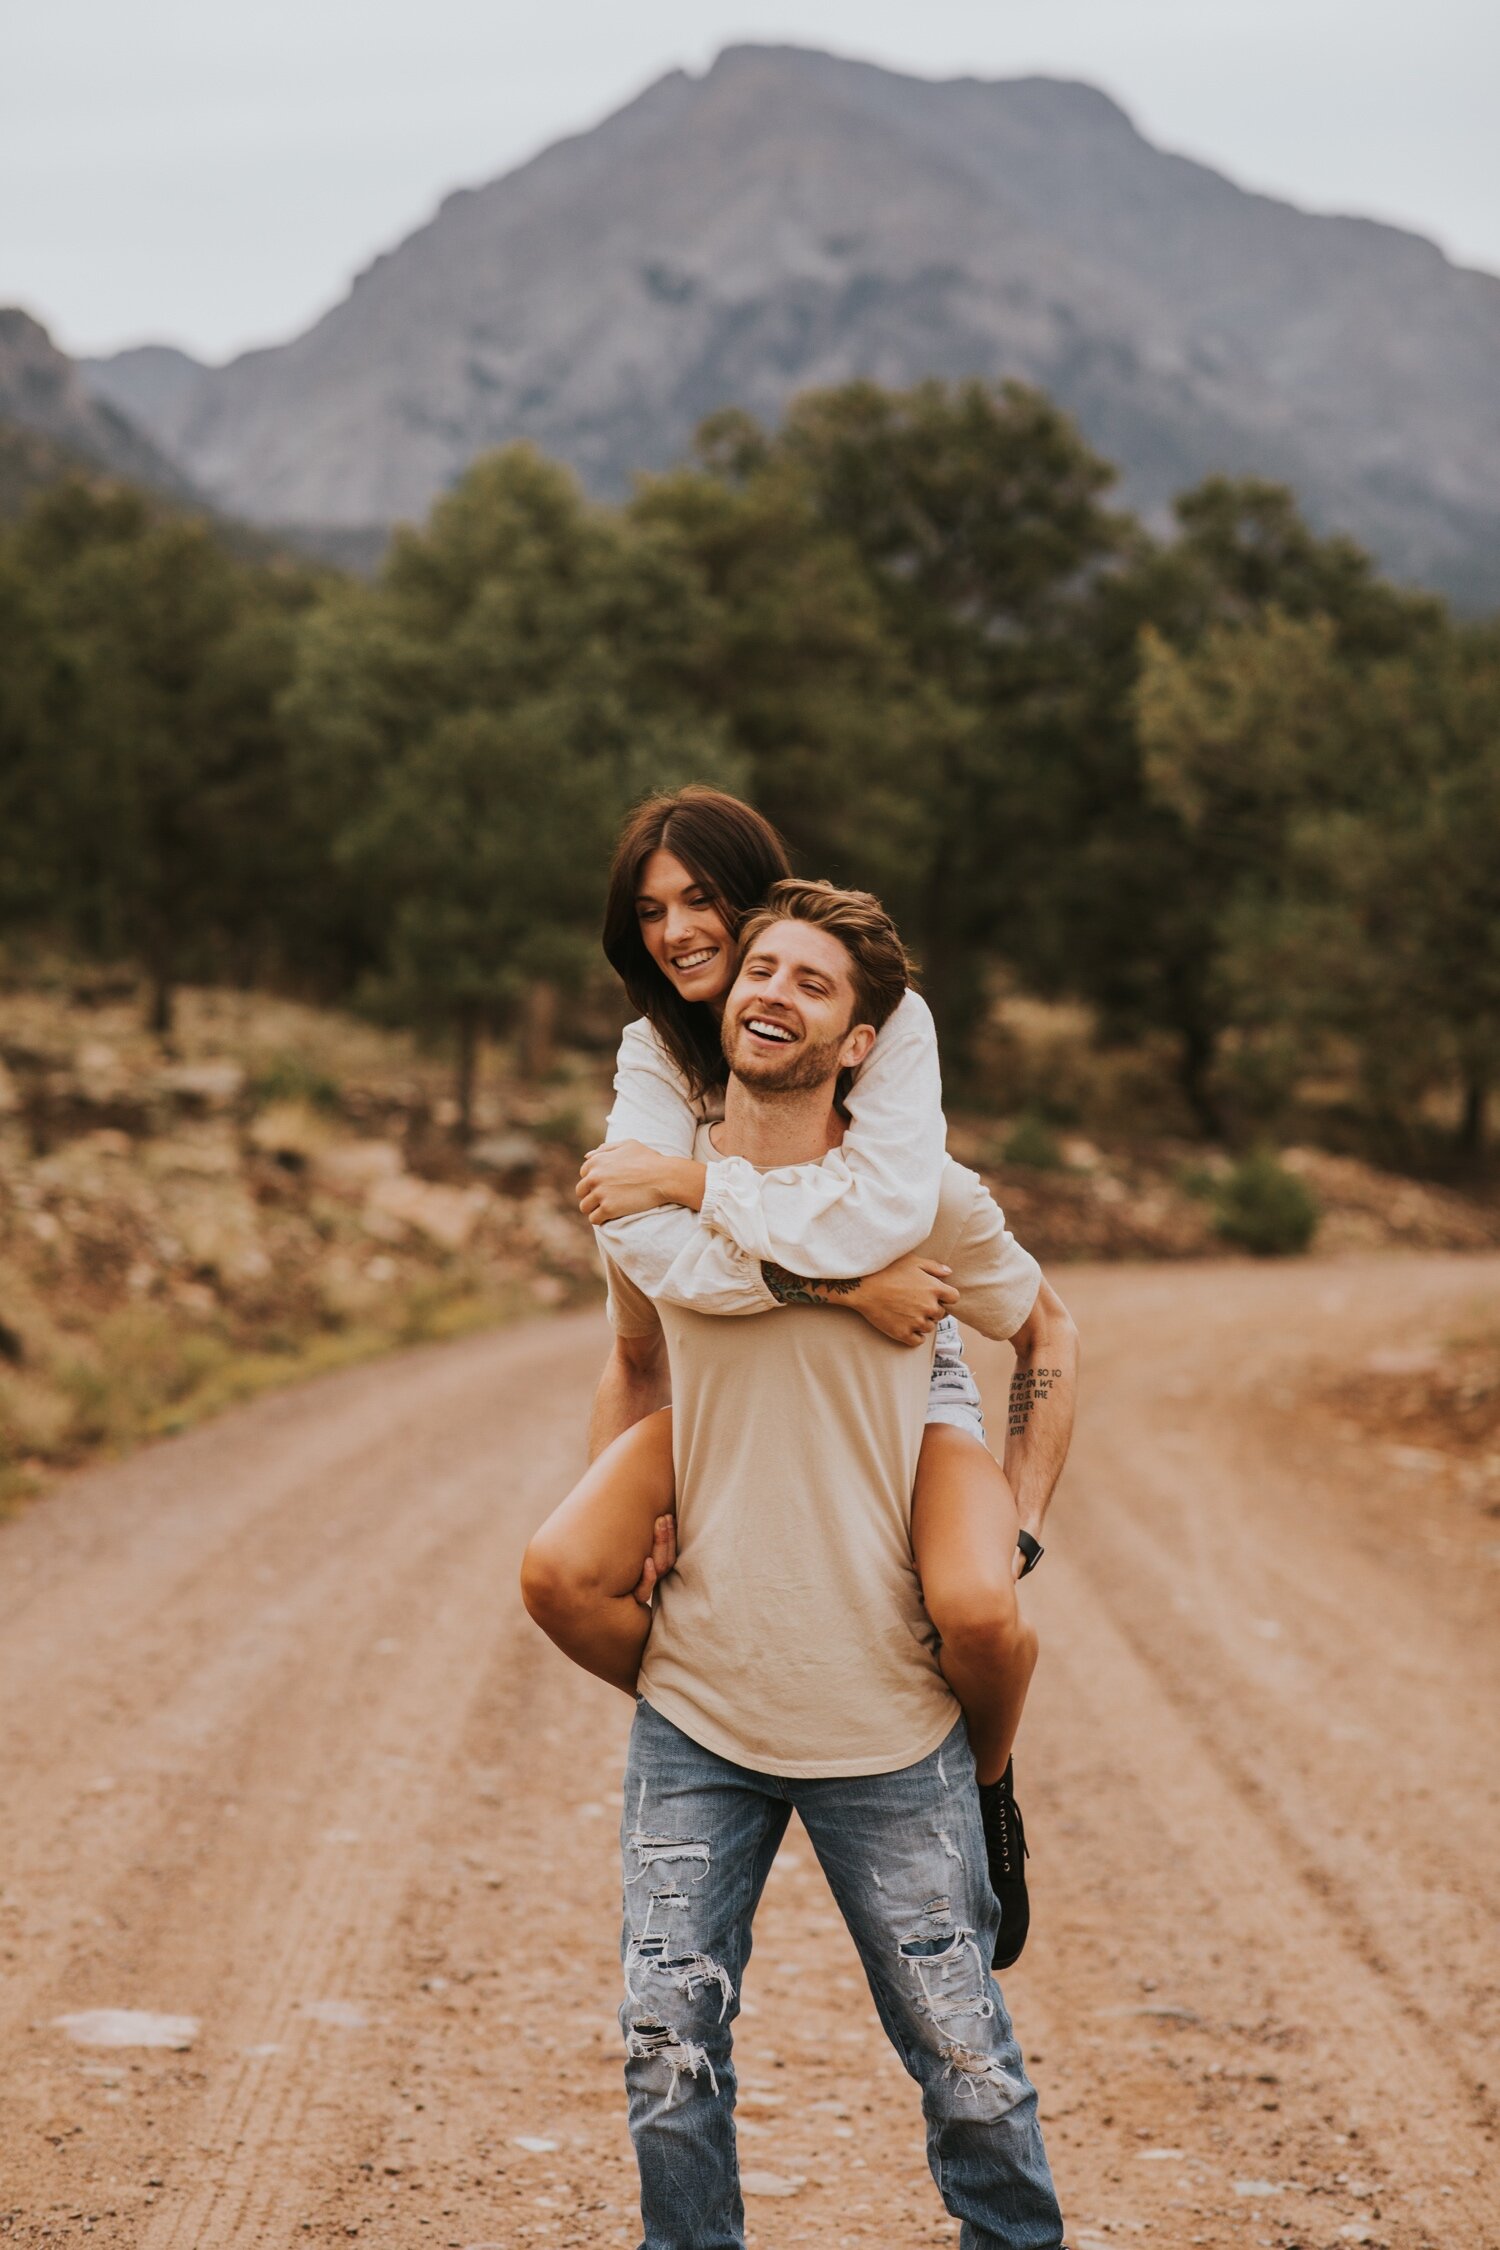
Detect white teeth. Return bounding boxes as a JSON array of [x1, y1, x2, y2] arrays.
[[747, 1018, 795, 1042], [674, 948, 717, 970]]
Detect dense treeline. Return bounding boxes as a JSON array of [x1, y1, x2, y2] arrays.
[[2, 380, 1497, 1157]]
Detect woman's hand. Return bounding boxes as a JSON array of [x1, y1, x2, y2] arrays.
[[578, 1142, 707, 1226], [849, 1254, 959, 1346], [630, 1512, 678, 1608]]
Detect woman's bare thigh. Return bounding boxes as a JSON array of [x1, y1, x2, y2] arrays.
[[912, 1421, 1022, 1633], [528, 1408, 677, 1598]]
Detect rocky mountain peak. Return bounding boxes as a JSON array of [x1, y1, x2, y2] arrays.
[[1, 308, 196, 500], [77, 46, 1500, 603]]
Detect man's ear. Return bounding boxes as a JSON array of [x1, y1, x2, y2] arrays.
[[840, 1022, 877, 1072]]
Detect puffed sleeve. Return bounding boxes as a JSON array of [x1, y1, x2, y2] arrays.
[[605, 1017, 701, 1156], [695, 989, 946, 1278], [601, 1018, 776, 1315]]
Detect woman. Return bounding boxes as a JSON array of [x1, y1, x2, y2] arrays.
[[522, 786, 1039, 1965]]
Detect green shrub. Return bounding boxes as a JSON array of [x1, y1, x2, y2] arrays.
[[530, 1103, 587, 1150], [1212, 1150, 1319, 1256], [1000, 1112, 1066, 1170], [247, 1051, 342, 1112], [57, 1307, 231, 1448]]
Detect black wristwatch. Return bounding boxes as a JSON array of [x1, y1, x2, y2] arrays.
[[1016, 1529, 1044, 1577]]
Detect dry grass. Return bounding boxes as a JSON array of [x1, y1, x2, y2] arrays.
[[0, 978, 608, 1508]]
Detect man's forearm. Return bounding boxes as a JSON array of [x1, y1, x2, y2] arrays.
[[588, 1339, 670, 1460], [1002, 1293, 1080, 1536], [761, 1263, 864, 1307], [601, 1205, 779, 1317]]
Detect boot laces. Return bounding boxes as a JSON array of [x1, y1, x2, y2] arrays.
[[987, 1764, 1028, 1879]]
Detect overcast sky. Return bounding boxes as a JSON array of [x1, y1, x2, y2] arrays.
[[5, 0, 1496, 363]]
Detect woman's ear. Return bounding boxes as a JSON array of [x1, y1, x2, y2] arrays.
[[840, 1022, 878, 1072]]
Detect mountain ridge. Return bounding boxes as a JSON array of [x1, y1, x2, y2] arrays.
[[81, 44, 1500, 603], [0, 308, 201, 506]]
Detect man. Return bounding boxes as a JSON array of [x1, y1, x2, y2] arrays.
[[524, 880, 1078, 2250]]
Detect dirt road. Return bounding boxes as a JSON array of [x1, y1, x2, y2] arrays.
[[2, 1255, 1496, 2250]]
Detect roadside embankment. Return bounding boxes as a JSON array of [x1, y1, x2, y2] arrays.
[[0, 984, 603, 1506]]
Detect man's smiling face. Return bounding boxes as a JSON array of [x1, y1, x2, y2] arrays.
[[721, 919, 874, 1095]]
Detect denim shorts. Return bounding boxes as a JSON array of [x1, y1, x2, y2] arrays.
[[926, 1314, 986, 1442]]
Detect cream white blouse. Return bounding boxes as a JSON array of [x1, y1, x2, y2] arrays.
[[602, 988, 948, 1315]]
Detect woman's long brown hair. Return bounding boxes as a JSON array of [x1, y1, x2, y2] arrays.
[[602, 788, 794, 1096]]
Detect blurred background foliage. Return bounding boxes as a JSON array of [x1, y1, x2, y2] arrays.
[[3, 375, 1497, 1168]]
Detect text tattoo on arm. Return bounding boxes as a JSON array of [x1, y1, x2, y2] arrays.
[[762, 1264, 865, 1308], [1008, 1365, 1063, 1437]]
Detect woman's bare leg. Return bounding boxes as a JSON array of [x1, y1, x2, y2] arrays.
[[913, 1421, 1038, 1786], [520, 1409, 677, 1695]]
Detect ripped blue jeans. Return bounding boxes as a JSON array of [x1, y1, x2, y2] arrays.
[[620, 1701, 1062, 2250]]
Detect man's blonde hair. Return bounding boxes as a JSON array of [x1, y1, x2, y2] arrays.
[[737, 878, 916, 1034]]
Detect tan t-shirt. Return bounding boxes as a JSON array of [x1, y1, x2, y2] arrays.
[[603, 1137, 1041, 1778]]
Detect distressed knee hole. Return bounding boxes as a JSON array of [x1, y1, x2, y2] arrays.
[[897, 1920, 995, 2031], [625, 2019, 719, 2106], [898, 1895, 960, 1957], [627, 1834, 711, 1886], [900, 1932, 963, 1962], [940, 2040, 1027, 2119], [625, 1942, 735, 2018]]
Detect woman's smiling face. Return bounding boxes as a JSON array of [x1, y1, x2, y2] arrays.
[[635, 848, 736, 1006]]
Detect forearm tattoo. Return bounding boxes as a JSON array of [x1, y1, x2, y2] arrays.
[[762, 1264, 864, 1308], [1008, 1364, 1063, 1437]]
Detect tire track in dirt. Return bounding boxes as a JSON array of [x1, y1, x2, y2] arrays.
[[141, 1352, 590, 2248], [0, 1316, 602, 2244], [1015, 1546, 1489, 2239], [981, 1253, 1500, 2249]]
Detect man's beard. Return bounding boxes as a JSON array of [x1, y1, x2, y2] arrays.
[[722, 1016, 846, 1096]]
